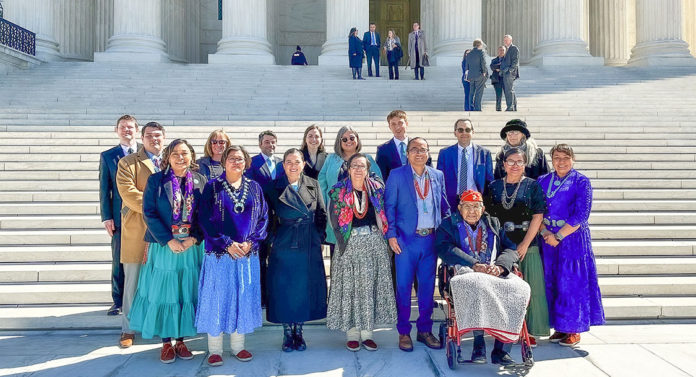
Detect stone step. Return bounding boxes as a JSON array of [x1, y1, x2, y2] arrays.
[[0, 245, 112, 263], [0, 263, 110, 282], [592, 240, 696, 256], [0, 191, 98, 202], [599, 276, 696, 296], [0, 230, 109, 245], [596, 257, 696, 275], [0, 283, 111, 305]]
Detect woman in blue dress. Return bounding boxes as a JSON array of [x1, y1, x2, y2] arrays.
[[196, 145, 269, 367], [127, 139, 206, 364], [538, 144, 605, 347]]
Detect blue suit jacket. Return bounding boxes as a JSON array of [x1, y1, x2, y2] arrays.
[[245, 154, 286, 193], [375, 138, 432, 182], [363, 31, 381, 50], [385, 165, 450, 246], [99, 144, 139, 227], [142, 170, 206, 245], [436, 143, 494, 209]]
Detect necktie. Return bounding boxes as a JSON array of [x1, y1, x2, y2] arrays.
[[458, 148, 468, 194], [127, 147, 134, 155], [267, 157, 275, 179], [153, 156, 161, 171], [399, 142, 407, 165], [372, 32, 376, 45]]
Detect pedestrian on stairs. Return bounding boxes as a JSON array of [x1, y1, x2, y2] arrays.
[[348, 27, 365, 80]]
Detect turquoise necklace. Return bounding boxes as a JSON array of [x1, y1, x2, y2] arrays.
[[546, 171, 572, 198]]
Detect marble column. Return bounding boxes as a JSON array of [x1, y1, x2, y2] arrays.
[[209, 0, 275, 64], [483, 0, 506, 52], [589, 0, 630, 66], [431, 0, 482, 66], [504, 0, 540, 64], [530, 0, 603, 65], [318, 0, 368, 65], [628, 0, 695, 65], [93, 0, 114, 53], [162, 0, 187, 62], [682, 0, 696, 57], [55, 0, 95, 61], [94, 0, 168, 62], [2, 0, 61, 61]]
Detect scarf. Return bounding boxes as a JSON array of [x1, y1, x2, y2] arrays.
[[168, 168, 194, 224], [501, 138, 538, 167], [456, 218, 491, 264], [329, 177, 388, 242]]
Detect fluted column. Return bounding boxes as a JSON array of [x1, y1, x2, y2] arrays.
[[685, 0, 696, 57], [55, 0, 95, 61], [209, 0, 274, 65], [483, 0, 506, 53], [94, 0, 168, 62], [162, 0, 187, 62], [318, 0, 368, 65], [504, 0, 539, 64], [629, 0, 695, 65], [3, 0, 61, 61], [431, 0, 482, 66], [93, 0, 113, 53], [531, 0, 603, 65], [589, 0, 630, 66]]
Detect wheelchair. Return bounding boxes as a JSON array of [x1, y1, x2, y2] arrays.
[[436, 263, 534, 370]]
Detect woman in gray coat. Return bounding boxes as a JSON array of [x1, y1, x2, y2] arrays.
[[408, 22, 428, 80]]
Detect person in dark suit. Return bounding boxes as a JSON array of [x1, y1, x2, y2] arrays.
[[500, 34, 519, 111], [465, 39, 488, 111], [461, 49, 472, 111], [376, 110, 433, 183], [291, 45, 308, 66], [300, 124, 327, 179], [348, 27, 365, 80], [363, 23, 381, 77], [99, 115, 140, 316], [385, 137, 450, 352], [436, 119, 494, 210], [490, 45, 506, 111], [245, 130, 285, 307]]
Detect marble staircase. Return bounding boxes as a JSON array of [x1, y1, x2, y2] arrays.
[[0, 62, 695, 330]]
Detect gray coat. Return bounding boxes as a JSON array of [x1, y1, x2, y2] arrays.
[[500, 44, 520, 78], [465, 48, 488, 80], [407, 30, 428, 69]]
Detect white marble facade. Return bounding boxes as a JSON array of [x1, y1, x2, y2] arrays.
[[2, 0, 695, 66]]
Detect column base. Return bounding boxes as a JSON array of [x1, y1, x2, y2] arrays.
[[94, 51, 170, 63], [529, 55, 604, 66], [35, 38, 62, 62], [431, 55, 463, 66], [628, 40, 696, 66], [208, 53, 275, 65]]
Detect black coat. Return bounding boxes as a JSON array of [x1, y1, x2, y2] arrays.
[[264, 175, 328, 323], [349, 35, 364, 68]]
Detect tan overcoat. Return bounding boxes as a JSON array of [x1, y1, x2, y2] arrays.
[[116, 148, 156, 264]]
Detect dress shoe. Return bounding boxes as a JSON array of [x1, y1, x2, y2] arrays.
[[293, 324, 307, 351], [282, 324, 294, 352], [107, 304, 121, 316], [549, 331, 567, 343], [160, 343, 176, 364], [346, 340, 360, 352], [362, 339, 378, 351], [529, 336, 537, 347], [174, 341, 193, 360], [491, 351, 515, 366], [398, 334, 413, 352], [560, 333, 581, 347], [416, 332, 442, 349], [119, 333, 134, 348], [207, 354, 223, 366], [234, 350, 253, 362], [471, 346, 487, 364]]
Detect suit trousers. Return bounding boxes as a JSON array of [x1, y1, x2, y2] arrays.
[[462, 79, 472, 111], [111, 227, 125, 307], [366, 46, 380, 76], [503, 72, 517, 111], [121, 263, 142, 334], [395, 234, 437, 335], [388, 61, 399, 79], [493, 83, 504, 111], [469, 76, 487, 111]]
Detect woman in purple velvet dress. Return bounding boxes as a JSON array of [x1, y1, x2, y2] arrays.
[[538, 144, 605, 347]]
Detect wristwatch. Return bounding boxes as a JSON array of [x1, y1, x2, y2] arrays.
[[554, 232, 565, 242]]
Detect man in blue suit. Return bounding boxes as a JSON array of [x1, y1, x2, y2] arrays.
[[99, 115, 140, 316], [376, 110, 432, 182], [386, 137, 450, 352], [436, 118, 494, 210], [363, 23, 381, 77], [500, 34, 520, 111], [245, 130, 285, 306]]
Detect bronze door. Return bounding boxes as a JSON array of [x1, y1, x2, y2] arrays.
[[369, 0, 420, 66]]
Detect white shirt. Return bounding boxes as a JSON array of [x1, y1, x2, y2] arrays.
[[457, 143, 475, 193], [393, 136, 408, 165], [120, 143, 137, 156]]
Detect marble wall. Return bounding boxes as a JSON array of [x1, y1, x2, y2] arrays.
[[275, 0, 325, 65]]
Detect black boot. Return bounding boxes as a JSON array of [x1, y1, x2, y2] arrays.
[[293, 323, 307, 351], [282, 324, 294, 352]]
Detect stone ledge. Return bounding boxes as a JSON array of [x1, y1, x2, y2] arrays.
[[0, 45, 41, 74]]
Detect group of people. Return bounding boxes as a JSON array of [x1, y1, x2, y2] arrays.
[[348, 22, 427, 80], [99, 112, 604, 367], [462, 34, 519, 112]]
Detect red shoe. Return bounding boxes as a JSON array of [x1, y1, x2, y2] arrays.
[[346, 340, 360, 352], [549, 331, 566, 343], [234, 349, 253, 362], [362, 339, 378, 351], [160, 343, 176, 364], [528, 336, 537, 348], [207, 354, 223, 366], [174, 341, 194, 360], [560, 333, 581, 347]]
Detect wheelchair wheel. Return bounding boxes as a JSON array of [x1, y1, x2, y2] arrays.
[[446, 338, 457, 370], [521, 339, 534, 367], [438, 322, 447, 346]]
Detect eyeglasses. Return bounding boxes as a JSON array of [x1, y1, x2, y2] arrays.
[[227, 157, 245, 164], [341, 135, 357, 143], [350, 164, 367, 170], [506, 130, 521, 136], [211, 140, 227, 145], [456, 127, 473, 134], [505, 160, 525, 167], [408, 148, 429, 154]]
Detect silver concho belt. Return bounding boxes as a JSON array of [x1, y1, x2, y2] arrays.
[[543, 218, 566, 227], [503, 221, 530, 232], [351, 225, 379, 236]]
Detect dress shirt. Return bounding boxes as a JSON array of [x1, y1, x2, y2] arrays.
[[393, 136, 408, 166], [263, 153, 277, 179], [120, 143, 137, 156], [412, 166, 435, 230]]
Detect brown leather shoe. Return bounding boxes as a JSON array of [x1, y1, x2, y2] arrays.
[[119, 333, 134, 348], [174, 341, 194, 360], [398, 334, 413, 352], [416, 332, 442, 349], [160, 343, 176, 364]]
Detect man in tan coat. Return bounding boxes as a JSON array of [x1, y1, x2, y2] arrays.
[[115, 121, 165, 348]]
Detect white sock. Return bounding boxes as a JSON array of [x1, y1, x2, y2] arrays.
[[360, 330, 373, 341], [230, 331, 245, 354], [346, 327, 360, 342], [208, 334, 223, 355]]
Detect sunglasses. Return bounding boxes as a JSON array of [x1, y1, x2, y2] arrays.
[[211, 140, 227, 145], [456, 127, 473, 134], [505, 160, 525, 167], [341, 135, 357, 143]]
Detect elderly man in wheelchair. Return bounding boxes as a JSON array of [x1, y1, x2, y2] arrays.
[[435, 190, 532, 367]]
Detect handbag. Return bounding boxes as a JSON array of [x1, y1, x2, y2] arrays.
[[422, 53, 430, 67]]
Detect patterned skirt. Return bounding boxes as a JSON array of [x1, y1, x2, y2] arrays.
[[127, 241, 204, 339], [327, 230, 397, 332], [519, 245, 551, 336]]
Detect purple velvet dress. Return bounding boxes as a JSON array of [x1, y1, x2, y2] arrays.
[[537, 169, 605, 333]]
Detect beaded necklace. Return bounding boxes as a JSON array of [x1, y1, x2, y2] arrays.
[[501, 177, 523, 210], [413, 170, 430, 213], [352, 188, 369, 219], [222, 176, 249, 214], [546, 171, 572, 198]]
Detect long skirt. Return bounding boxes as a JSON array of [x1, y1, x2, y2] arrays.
[[519, 245, 550, 336], [128, 241, 204, 339], [327, 231, 397, 332], [195, 252, 262, 336]]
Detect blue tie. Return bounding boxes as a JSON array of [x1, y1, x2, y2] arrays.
[[372, 32, 376, 46], [267, 158, 275, 179], [399, 142, 407, 165], [458, 148, 468, 194]]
